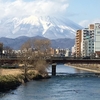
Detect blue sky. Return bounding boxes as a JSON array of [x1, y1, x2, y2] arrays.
[[67, 0, 100, 26], [0, 0, 100, 27]]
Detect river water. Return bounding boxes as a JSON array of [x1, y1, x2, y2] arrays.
[[0, 64, 100, 100]]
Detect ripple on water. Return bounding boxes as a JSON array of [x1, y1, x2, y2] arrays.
[[1, 65, 100, 100]]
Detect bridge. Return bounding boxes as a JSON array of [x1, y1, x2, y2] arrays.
[[50, 58, 100, 64], [0, 57, 100, 64], [50, 57, 100, 75], [0, 57, 100, 76]]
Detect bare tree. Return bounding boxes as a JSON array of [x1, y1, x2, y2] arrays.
[[20, 40, 33, 81], [0, 43, 3, 75], [20, 38, 51, 81], [32, 39, 51, 76], [0, 43, 3, 58], [33, 39, 51, 59]]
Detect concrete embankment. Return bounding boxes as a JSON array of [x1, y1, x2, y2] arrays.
[[65, 63, 100, 73]]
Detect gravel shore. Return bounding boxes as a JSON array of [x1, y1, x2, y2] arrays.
[[65, 63, 100, 73]]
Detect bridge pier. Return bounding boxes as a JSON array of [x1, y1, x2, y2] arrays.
[[52, 63, 56, 76]]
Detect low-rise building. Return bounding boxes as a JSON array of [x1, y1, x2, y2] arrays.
[[65, 49, 71, 57]]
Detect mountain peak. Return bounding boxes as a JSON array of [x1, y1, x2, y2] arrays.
[[0, 15, 83, 39], [22, 15, 40, 25]]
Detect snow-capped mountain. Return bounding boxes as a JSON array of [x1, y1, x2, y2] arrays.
[[0, 15, 82, 39]]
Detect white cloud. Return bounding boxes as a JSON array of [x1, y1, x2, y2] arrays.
[[0, 0, 69, 19], [79, 20, 90, 27], [79, 19, 100, 27]]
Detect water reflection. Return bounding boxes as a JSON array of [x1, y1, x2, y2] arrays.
[[47, 64, 91, 75]]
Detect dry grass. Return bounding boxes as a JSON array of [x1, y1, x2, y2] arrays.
[[0, 69, 23, 76], [0, 68, 39, 77]]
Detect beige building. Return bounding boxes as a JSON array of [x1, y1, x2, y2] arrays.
[[89, 24, 94, 30], [75, 30, 82, 57]]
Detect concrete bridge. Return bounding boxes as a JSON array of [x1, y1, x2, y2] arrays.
[[0, 57, 100, 76], [50, 57, 100, 76], [0, 57, 100, 64], [49, 57, 100, 64]]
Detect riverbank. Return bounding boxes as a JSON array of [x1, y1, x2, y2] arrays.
[[0, 69, 50, 92], [65, 63, 100, 73]]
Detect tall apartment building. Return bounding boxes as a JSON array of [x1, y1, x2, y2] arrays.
[[75, 23, 100, 57], [75, 30, 82, 57], [94, 23, 100, 57], [82, 27, 94, 57]]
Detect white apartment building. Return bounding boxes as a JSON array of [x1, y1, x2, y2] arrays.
[[71, 45, 76, 56], [94, 23, 100, 57], [65, 49, 71, 57], [79, 23, 100, 57], [81, 28, 94, 57]]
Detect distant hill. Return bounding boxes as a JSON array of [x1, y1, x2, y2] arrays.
[[51, 38, 75, 49], [0, 36, 75, 50]]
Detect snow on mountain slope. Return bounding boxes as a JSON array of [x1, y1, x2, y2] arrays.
[[0, 15, 82, 39]]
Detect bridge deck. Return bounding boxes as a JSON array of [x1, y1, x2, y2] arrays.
[[0, 58, 100, 64]]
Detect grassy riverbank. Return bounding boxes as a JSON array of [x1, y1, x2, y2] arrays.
[[0, 75, 21, 92], [0, 69, 50, 92]]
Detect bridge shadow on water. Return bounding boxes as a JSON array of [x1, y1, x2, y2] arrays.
[[47, 64, 100, 78]]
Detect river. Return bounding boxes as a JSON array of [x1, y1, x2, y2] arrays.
[[0, 64, 100, 100]]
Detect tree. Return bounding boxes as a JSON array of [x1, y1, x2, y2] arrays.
[[0, 43, 3, 58], [20, 40, 33, 82], [33, 39, 51, 58], [0, 43, 3, 75], [20, 38, 51, 81]]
